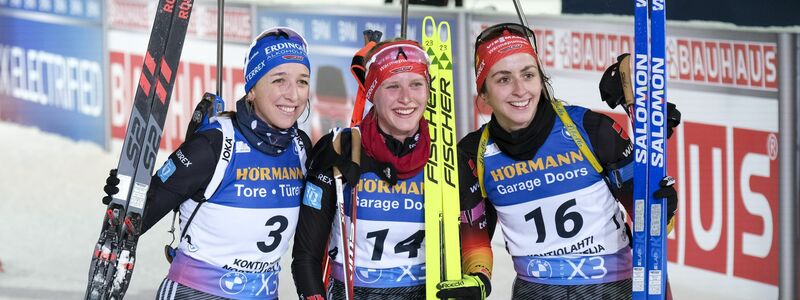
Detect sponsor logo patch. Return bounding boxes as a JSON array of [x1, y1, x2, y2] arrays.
[[356, 268, 382, 284], [561, 127, 574, 141], [175, 149, 192, 167], [302, 182, 323, 210], [157, 159, 177, 182], [527, 259, 553, 279], [484, 143, 501, 157], [235, 141, 251, 153]]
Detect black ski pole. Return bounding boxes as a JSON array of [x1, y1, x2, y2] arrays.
[[217, 0, 224, 96], [401, 0, 409, 38], [509, 0, 554, 101]]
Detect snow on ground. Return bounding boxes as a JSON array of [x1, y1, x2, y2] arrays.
[[0, 122, 777, 299]]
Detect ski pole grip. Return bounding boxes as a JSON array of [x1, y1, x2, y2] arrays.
[[617, 54, 635, 109], [350, 128, 361, 166], [332, 129, 344, 178], [362, 30, 373, 46]]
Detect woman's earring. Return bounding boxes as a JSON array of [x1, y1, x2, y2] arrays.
[[304, 98, 311, 119]]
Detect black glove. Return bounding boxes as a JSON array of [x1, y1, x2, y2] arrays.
[[666, 102, 681, 139], [351, 30, 384, 86], [436, 273, 491, 300], [599, 53, 631, 110], [600, 54, 682, 139], [653, 176, 678, 222], [101, 169, 120, 205]]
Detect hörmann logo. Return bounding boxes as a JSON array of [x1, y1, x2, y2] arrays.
[[356, 178, 423, 195], [236, 167, 304, 181], [489, 151, 586, 182]]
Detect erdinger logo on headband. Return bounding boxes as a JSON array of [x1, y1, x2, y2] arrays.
[[498, 44, 523, 54], [263, 42, 306, 55], [391, 66, 413, 74]]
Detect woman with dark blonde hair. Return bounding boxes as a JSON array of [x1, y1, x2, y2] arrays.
[[292, 39, 435, 300]]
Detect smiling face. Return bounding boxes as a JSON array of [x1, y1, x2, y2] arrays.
[[371, 72, 429, 141], [479, 52, 543, 132], [247, 63, 310, 129]]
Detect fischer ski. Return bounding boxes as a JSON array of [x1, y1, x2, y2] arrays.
[[422, 16, 462, 300], [631, 0, 668, 299], [84, 0, 194, 298]]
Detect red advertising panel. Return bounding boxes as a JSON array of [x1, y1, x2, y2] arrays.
[[732, 128, 779, 285], [682, 122, 729, 274], [109, 50, 245, 151]]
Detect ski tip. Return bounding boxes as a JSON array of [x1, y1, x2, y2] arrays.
[[436, 21, 451, 43], [422, 16, 436, 38]]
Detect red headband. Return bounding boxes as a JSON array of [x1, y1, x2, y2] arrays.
[[474, 32, 537, 94], [364, 40, 430, 102]]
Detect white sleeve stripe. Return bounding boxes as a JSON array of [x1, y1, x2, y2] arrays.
[[204, 117, 234, 200]]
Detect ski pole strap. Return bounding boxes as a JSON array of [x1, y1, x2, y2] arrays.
[[476, 101, 603, 198], [179, 116, 235, 241], [180, 199, 205, 240], [606, 159, 634, 190], [476, 125, 490, 198], [294, 133, 308, 176]]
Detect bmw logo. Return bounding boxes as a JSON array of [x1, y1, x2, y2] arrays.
[[219, 271, 248, 295], [527, 259, 552, 279]]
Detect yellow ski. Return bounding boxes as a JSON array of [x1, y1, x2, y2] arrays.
[[422, 16, 461, 299]]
